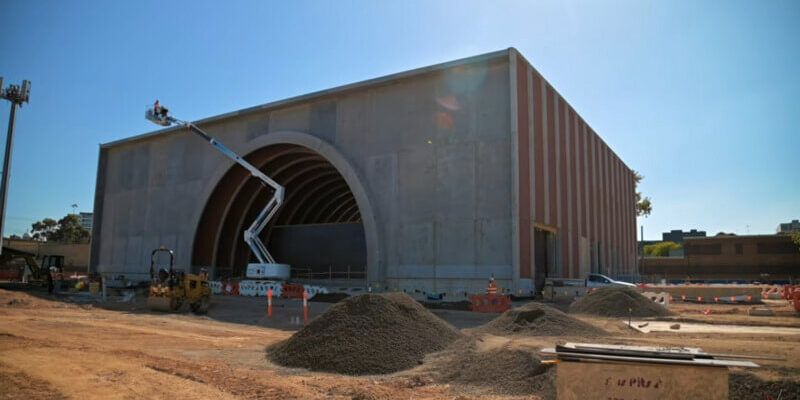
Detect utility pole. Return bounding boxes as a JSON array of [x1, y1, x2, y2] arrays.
[[0, 78, 31, 255]]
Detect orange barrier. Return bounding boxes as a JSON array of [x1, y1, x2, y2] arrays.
[[281, 283, 305, 299], [222, 282, 239, 296], [782, 286, 800, 312], [469, 293, 511, 313], [267, 288, 273, 317], [303, 291, 309, 324]]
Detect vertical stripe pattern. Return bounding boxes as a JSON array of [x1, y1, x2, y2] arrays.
[[515, 54, 636, 280]]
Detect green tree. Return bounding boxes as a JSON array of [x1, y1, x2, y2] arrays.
[[30, 218, 59, 241], [30, 214, 90, 243], [643, 241, 681, 257], [633, 171, 652, 217], [791, 231, 800, 254]]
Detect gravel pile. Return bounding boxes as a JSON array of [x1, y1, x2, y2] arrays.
[[478, 302, 607, 337], [308, 292, 349, 303], [267, 293, 462, 375], [729, 371, 800, 400], [423, 338, 555, 399], [569, 286, 673, 318]]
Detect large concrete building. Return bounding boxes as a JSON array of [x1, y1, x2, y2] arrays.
[[90, 48, 637, 294]]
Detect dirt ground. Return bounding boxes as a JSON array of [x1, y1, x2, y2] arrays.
[[0, 286, 798, 399]]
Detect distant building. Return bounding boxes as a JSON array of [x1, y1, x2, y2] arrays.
[[640, 234, 800, 283], [662, 229, 706, 244], [79, 212, 93, 231], [777, 219, 800, 233]]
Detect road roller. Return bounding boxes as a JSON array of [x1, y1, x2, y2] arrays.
[[147, 246, 211, 313]]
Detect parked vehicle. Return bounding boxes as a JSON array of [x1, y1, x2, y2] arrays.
[[586, 273, 636, 288], [545, 273, 637, 289]]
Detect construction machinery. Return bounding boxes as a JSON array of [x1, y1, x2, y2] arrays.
[[145, 101, 290, 280], [0, 247, 63, 283], [147, 246, 211, 313]]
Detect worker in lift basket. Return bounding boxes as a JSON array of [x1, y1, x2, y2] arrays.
[[153, 100, 169, 120], [486, 276, 498, 295]]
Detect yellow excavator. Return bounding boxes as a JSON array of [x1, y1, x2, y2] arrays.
[[147, 247, 210, 313], [0, 247, 63, 284]]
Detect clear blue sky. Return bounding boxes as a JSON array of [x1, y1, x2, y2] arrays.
[[0, 0, 798, 240]]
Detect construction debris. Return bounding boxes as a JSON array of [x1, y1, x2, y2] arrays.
[[477, 302, 607, 337], [267, 293, 462, 375], [569, 286, 673, 318]]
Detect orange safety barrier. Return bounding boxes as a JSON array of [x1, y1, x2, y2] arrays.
[[792, 292, 800, 312], [281, 283, 305, 299], [222, 282, 239, 296], [469, 293, 511, 313], [782, 285, 800, 300]]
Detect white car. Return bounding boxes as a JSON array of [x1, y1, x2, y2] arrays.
[[587, 273, 636, 288]]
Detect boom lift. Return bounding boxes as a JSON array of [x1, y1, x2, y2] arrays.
[[145, 101, 290, 280]]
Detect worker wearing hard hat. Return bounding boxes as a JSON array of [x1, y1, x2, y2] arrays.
[[486, 276, 498, 295]]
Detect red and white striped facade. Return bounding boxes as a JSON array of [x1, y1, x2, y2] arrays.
[[509, 49, 637, 280]]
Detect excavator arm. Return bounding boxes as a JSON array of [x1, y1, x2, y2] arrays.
[[146, 105, 285, 266]]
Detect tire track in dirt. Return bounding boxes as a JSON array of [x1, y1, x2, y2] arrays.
[[0, 361, 67, 400]]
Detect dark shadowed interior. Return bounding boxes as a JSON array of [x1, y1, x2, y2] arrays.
[[192, 144, 366, 281]]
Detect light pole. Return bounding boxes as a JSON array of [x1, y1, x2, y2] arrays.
[[0, 78, 31, 255]]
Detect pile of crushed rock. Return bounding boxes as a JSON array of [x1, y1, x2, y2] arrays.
[[569, 286, 673, 317], [267, 293, 463, 375], [478, 302, 607, 337]]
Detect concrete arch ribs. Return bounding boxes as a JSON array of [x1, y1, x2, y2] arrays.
[[191, 131, 381, 284]]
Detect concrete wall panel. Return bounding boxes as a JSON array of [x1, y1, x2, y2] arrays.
[[435, 143, 475, 220], [476, 140, 511, 219], [397, 146, 436, 222], [436, 220, 476, 265], [397, 222, 435, 265]]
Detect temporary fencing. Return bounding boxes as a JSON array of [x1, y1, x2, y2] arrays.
[[468, 293, 511, 313]]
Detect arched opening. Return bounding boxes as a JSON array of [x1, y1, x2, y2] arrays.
[[192, 143, 366, 282]]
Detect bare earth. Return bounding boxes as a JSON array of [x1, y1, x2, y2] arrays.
[[0, 287, 798, 399]]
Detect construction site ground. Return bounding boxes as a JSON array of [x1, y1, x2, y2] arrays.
[[0, 285, 798, 399]]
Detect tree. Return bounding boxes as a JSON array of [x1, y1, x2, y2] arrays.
[[643, 241, 681, 257], [633, 171, 652, 217], [30, 214, 90, 243], [791, 231, 800, 254], [30, 218, 58, 241]]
